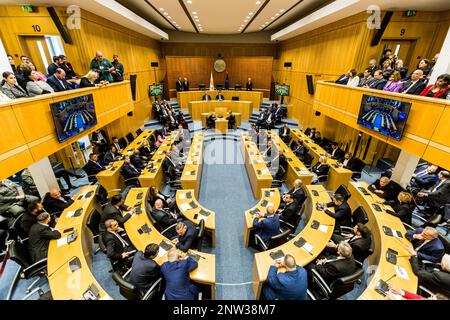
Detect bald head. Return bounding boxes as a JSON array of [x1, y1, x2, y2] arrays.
[[266, 205, 275, 216], [338, 241, 352, 258], [167, 248, 178, 262], [294, 179, 303, 188], [284, 254, 297, 270], [155, 199, 163, 208], [50, 188, 61, 198]]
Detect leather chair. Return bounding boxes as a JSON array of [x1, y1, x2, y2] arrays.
[[135, 128, 143, 136], [255, 229, 291, 251], [112, 269, 163, 300], [418, 204, 450, 235], [335, 184, 351, 201], [280, 202, 305, 234], [118, 137, 128, 149], [126, 133, 135, 144], [9, 213, 28, 242], [191, 219, 205, 251], [351, 206, 369, 225]]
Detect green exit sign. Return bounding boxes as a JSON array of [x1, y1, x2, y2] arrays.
[[406, 10, 417, 17], [21, 5, 35, 13]]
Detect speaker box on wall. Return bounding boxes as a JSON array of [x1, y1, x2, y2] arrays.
[[306, 75, 315, 95], [130, 74, 137, 101], [370, 11, 393, 46], [151, 62, 159, 67], [284, 62, 292, 67], [47, 7, 73, 44]]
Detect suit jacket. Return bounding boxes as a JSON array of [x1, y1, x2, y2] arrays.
[[368, 179, 397, 202], [28, 223, 61, 263], [176, 220, 197, 252], [368, 78, 387, 90], [335, 74, 349, 85], [263, 265, 308, 300], [47, 63, 59, 76], [342, 157, 360, 172], [1, 83, 28, 99], [42, 194, 74, 215], [129, 252, 161, 292], [246, 81, 253, 91], [406, 228, 445, 262], [409, 255, 450, 297], [425, 179, 450, 208], [412, 166, 438, 190], [112, 142, 123, 153], [151, 207, 177, 230], [401, 79, 426, 95], [280, 202, 299, 226], [176, 80, 183, 91], [101, 203, 132, 227], [101, 231, 131, 261], [161, 257, 198, 300], [130, 155, 145, 170], [279, 127, 290, 137], [215, 94, 224, 101], [202, 94, 212, 101], [253, 214, 280, 243], [385, 200, 414, 225], [20, 211, 56, 236], [314, 256, 356, 283], [84, 160, 105, 175], [312, 163, 330, 178], [139, 145, 154, 159], [331, 148, 345, 160], [103, 151, 116, 165], [182, 81, 189, 91], [288, 187, 307, 206], [46, 75, 70, 92], [348, 236, 371, 262], [121, 162, 141, 180], [324, 201, 352, 232], [162, 156, 176, 176]]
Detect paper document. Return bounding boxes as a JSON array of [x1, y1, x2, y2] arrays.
[[185, 171, 191, 176], [394, 265, 410, 280], [319, 225, 328, 233], [157, 248, 167, 258], [66, 210, 76, 218], [198, 215, 207, 221], [180, 203, 191, 211], [57, 237, 68, 247], [270, 192, 274, 197], [179, 193, 186, 200], [303, 242, 313, 253]]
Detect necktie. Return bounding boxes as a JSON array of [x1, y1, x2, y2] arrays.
[[432, 180, 444, 192], [113, 232, 129, 248], [417, 169, 428, 178], [403, 81, 416, 93]]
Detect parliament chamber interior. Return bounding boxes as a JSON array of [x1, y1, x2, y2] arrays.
[[1, 0, 450, 305]]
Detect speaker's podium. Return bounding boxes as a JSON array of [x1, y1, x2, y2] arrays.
[[215, 118, 228, 134]]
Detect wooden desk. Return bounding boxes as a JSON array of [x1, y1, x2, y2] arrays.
[[122, 129, 154, 155], [240, 133, 273, 198], [243, 188, 280, 248], [139, 132, 179, 189], [180, 132, 204, 198], [96, 161, 125, 196], [124, 188, 216, 298], [215, 119, 228, 134], [178, 91, 263, 111], [252, 185, 334, 299], [347, 182, 418, 300], [290, 129, 353, 191], [176, 189, 216, 248], [47, 186, 111, 300], [201, 113, 242, 128], [188, 100, 252, 120], [266, 131, 314, 188]]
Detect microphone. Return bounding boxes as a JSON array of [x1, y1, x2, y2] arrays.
[[384, 273, 397, 283]]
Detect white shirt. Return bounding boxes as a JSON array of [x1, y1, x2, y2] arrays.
[[347, 76, 360, 87]]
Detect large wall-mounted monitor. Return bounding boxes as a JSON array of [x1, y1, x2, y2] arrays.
[[357, 94, 412, 141], [50, 94, 97, 143], [275, 83, 290, 96], [149, 83, 164, 96]]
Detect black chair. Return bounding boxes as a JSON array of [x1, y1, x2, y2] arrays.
[[350, 158, 365, 180], [120, 170, 140, 188], [417, 204, 450, 235], [335, 184, 351, 201], [6, 240, 47, 300], [280, 203, 305, 234], [82, 165, 98, 184], [126, 133, 135, 144], [118, 137, 128, 149], [310, 265, 364, 300], [136, 128, 143, 136], [255, 229, 291, 251], [192, 219, 205, 251], [302, 152, 314, 168], [112, 270, 163, 300], [9, 213, 28, 242], [351, 206, 368, 225]]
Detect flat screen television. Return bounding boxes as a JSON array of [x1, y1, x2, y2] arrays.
[[275, 84, 290, 96], [149, 83, 163, 96], [357, 94, 412, 141], [50, 94, 97, 143]]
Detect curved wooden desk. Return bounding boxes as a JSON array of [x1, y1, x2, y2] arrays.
[[347, 182, 418, 300], [124, 188, 216, 298], [122, 129, 154, 155], [266, 131, 314, 188], [47, 185, 111, 300], [240, 133, 273, 198], [290, 128, 353, 191], [178, 90, 263, 111], [181, 132, 204, 198], [176, 189, 216, 248], [243, 188, 280, 248], [201, 112, 242, 129], [252, 185, 334, 299], [188, 100, 252, 120]]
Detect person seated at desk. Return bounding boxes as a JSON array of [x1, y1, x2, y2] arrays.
[[311, 156, 330, 182], [103, 145, 121, 165], [25, 70, 54, 96], [409, 164, 439, 194], [130, 149, 146, 170], [151, 199, 179, 231], [111, 137, 124, 154], [42, 188, 74, 216], [161, 249, 199, 300], [304, 127, 316, 139], [102, 218, 136, 270], [85, 153, 107, 176], [215, 90, 225, 101], [386, 284, 448, 300], [318, 193, 352, 234], [226, 110, 236, 129], [162, 150, 183, 180], [28, 212, 61, 264], [368, 176, 397, 202], [308, 241, 356, 284], [401, 69, 426, 95], [256, 109, 269, 129], [408, 253, 450, 297], [253, 205, 280, 244], [419, 74, 450, 99], [171, 220, 197, 253], [325, 223, 372, 263], [1, 71, 28, 99], [262, 254, 308, 300], [139, 139, 156, 159], [101, 194, 134, 228], [79, 70, 108, 88], [405, 227, 445, 263], [279, 124, 291, 143], [46, 68, 72, 92], [149, 186, 176, 210], [338, 152, 359, 172], [202, 92, 212, 101], [312, 131, 322, 145], [206, 112, 217, 129], [377, 191, 414, 225], [277, 194, 299, 227], [129, 243, 161, 294], [416, 171, 450, 215], [21, 201, 57, 236], [284, 179, 307, 207], [364, 70, 387, 90], [330, 143, 345, 161], [121, 155, 142, 184]]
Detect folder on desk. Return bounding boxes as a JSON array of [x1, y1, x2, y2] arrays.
[[189, 201, 199, 209], [159, 240, 173, 251], [260, 199, 268, 207], [269, 250, 285, 260], [386, 248, 398, 265], [199, 209, 211, 217]]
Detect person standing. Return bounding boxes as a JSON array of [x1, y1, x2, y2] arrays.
[[246, 77, 253, 91], [182, 77, 189, 91], [111, 54, 124, 82], [176, 77, 183, 91], [90, 51, 114, 83]]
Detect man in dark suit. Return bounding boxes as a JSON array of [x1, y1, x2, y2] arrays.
[[262, 254, 308, 300], [417, 171, 450, 213], [46, 68, 70, 92], [226, 110, 236, 129], [202, 92, 212, 101], [21, 201, 56, 236], [277, 194, 299, 227], [256, 110, 269, 129], [405, 227, 445, 263], [162, 150, 182, 180], [28, 212, 61, 263], [279, 124, 291, 143], [101, 194, 134, 228], [42, 188, 74, 216], [172, 220, 197, 252], [215, 91, 225, 101], [368, 176, 397, 202], [206, 112, 217, 129], [310, 242, 356, 283], [111, 137, 123, 154], [285, 179, 307, 206], [325, 223, 372, 262], [47, 55, 62, 76], [130, 150, 146, 170], [102, 218, 135, 269], [330, 143, 345, 161], [103, 145, 120, 165], [129, 243, 161, 293], [121, 155, 141, 185], [246, 78, 253, 91], [335, 72, 349, 85], [253, 205, 280, 244], [409, 164, 439, 192], [182, 78, 189, 91], [152, 199, 178, 231], [339, 152, 359, 171], [409, 254, 450, 297], [91, 129, 109, 155], [175, 77, 183, 92], [365, 70, 387, 90], [161, 249, 198, 300], [84, 153, 107, 176], [401, 69, 426, 95], [319, 193, 352, 234]]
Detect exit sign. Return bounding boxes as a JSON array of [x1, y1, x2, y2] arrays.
[[406, 10, 417, 17]]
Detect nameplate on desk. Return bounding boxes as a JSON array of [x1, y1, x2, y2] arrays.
[[260, 199, 268, 207], [386, 248, 398, 265], [189, 201, 199, 209], [138, 224, 151, 234], [69, 257, 81, 272], [159, 240, 173, 252], [85, 191, 94, 198], [269, 250, 285, 260], [199, 209, 211, 217]]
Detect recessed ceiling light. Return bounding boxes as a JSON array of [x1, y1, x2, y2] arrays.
[[280, 9, 284, 12], [168, 16, 172, 19], [246, 16, 250, 19], [244, 20, 248, 22], [192, 11, 197, 14], [275, 13, 279, 16], [164, 12, 168, 15], [159, 8, 164, 11], [270, 16, 274, 19], [187, 0, 192, 4], [194, 16, 198, 18], [249, 12, 253, 15], [256, 1, 261, 4]]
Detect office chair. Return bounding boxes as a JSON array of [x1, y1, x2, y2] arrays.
[[119, 170, 140, 188], [415, 204, 450, 235], [192, 219, 205, 251], [280, 202, 305, 234], [302, 152, 314, 169], [135, 128, 143, 136], [126, 133, 135, 144], [81, 165, 98, 184], [310, 266, 364, 300], [335, 184, 351, 201], [86, 208, 104, 254], [255, 229, 291, 251], [118, 137, 128, 149], [112, 269, 164, 300], [350, 158, 366, 180], [9, 213, 28, 242], [6, 239, 48, 300]]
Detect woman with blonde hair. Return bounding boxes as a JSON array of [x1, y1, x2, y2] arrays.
[[79, 70, 107, 88], [377, 191, 414, 225], [312, 155, 330, 183]]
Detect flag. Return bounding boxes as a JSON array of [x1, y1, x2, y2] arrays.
[[209, 71, 215, 91], [225, 72, 230, 90]]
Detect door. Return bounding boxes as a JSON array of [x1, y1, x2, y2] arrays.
[[18, 36, 53, 74], [379, 39, 417, 73]]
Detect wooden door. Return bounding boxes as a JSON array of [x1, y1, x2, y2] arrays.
[[18, 36, 53, 74], [379, 39, 417, 72]]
